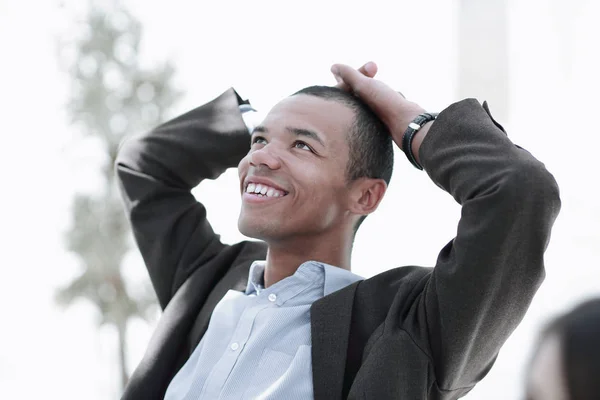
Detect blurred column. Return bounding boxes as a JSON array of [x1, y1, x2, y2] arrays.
[[458, 0, 509, 121], [550, 0, 583, 80]]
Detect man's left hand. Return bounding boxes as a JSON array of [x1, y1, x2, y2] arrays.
[[331, 62, 431, 164]]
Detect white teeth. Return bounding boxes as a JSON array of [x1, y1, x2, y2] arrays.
[[266, 188, 285, 197], [246, 182, 286, 197]]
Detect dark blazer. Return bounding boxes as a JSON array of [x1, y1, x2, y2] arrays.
[[116, 88, 560, 399]]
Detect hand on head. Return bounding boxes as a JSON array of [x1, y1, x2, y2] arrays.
[[333, 62, 379, 91], [331, 62, 426, 149]]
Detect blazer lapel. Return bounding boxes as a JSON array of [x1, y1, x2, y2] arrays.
[[122, 267, 217, 400], [311, 282, 359, 400], [122, 259, 252, 400]]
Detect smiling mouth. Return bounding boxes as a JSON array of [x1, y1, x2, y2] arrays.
[[244, 183, 288, 198]]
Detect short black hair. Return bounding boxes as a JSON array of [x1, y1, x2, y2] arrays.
[[292, 86, 394, 233], [529, 298, 600, 399]]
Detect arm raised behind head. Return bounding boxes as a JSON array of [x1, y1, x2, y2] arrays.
[[115, 88, 251, 309]]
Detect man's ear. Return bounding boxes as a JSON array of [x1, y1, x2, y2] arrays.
[[347, 178, 387, 217]]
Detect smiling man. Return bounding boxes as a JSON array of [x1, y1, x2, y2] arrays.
[[116, 63, 560, 399]]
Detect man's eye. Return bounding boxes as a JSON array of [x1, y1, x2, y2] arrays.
[[294, 141, 312, 152], [252, 136, 267, 145]]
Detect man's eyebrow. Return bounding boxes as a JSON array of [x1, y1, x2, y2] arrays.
[[252, 125, 325, 147], [252, 125, 268, 134], [286, 127, 325, 147]]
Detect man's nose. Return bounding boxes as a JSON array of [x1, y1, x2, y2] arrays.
[[249, 144, 282, 170]]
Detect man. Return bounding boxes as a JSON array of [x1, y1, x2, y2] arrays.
[[116, 62, 560, 399]]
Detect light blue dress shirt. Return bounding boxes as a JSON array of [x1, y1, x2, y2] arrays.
[[164, 260, 363, 399]]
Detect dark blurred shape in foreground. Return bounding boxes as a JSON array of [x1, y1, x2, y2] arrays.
[[526, 298, 600, 400]]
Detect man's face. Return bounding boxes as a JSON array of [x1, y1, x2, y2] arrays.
[[237, 94, 356, 242]]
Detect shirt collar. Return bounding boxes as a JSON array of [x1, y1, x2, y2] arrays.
[[246, 261, 266, 295], [320, 262, 364, 295], [245, 260, 363, 296]]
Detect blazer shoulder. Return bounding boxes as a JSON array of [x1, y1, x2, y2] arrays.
[[360, 265, 432, 296], [351, 266, 433, 328]]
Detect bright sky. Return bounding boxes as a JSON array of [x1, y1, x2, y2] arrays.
[[0, 0, 598, 399]]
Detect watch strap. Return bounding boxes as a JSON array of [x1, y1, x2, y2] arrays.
[[401, 112, 438, 170]]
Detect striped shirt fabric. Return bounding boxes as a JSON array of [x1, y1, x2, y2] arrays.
[[164, 260, 363, 399]]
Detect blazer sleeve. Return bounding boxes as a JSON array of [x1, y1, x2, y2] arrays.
[[403, 100, 561, 392], [115, 88, 251, 309]]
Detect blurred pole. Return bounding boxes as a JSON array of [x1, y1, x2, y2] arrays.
[[458, 0, 509, 122], [550, 0, 582, 81], [117, 321, 128, 390]]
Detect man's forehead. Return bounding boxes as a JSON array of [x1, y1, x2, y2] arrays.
[[263, 94, 354, 132]]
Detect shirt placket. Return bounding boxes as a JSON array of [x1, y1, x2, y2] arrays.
[[198, 297, 271, 399], [198, 264, 326, 400]]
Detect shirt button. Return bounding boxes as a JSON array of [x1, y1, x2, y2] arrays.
[[230, 342, 239, 351], [268, 293, 277, 302]]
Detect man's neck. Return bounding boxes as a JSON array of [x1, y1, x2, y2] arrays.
[[263, 233, 353, 288]]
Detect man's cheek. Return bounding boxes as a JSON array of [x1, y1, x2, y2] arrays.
[[237, 157, 249, 176]]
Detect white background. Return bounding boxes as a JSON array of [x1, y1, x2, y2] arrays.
[[0, 0, 598, 398]]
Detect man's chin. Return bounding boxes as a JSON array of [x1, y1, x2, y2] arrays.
[[238, 217, 276, 241]]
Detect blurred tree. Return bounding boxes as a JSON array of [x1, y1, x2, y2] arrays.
[[458, 0, 509, 121], [55, 2, 181, 391]]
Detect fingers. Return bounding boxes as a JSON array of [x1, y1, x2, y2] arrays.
[[331, 62, 409, 130], [358, 61, 377, 78], [334, 62, 377, 91], [332, 63, 372, 96]]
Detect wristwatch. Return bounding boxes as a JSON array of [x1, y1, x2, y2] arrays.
[[401, 112, 438, 170]]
